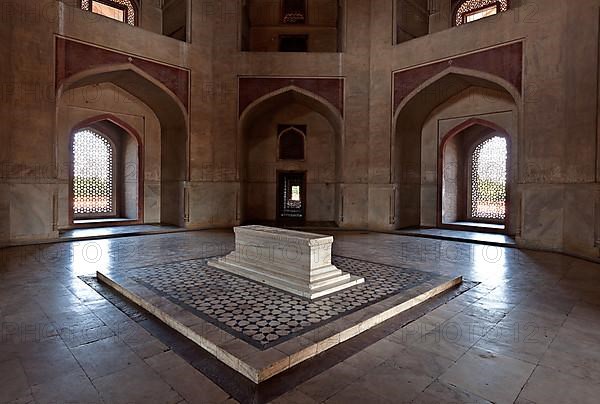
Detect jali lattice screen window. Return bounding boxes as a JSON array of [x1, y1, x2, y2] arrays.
[[470, 136, 507, 221], [455, 0, 508, 26], [282, 0, 307, 24], [73, 129, 115, 217], [81, 0, 136, 26]]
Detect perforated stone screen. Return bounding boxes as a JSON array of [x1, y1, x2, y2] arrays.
[[72, 129, 115, 216], [470, 136, 507, 221], [455, 0, 508, 26], [282, 0, 307, 23], [81, 0, 136, 26]]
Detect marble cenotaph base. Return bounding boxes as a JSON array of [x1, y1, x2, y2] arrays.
[[207, 226, 365, 299], [97, 256, 463, 383]]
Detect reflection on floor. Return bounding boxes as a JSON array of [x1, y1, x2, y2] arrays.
[[74, 218, 135, 224], [396, 227, 516, 247], [1, 230, 599, 404], [2, 224, 189, 248], [453, 221, 505, 230], [60, 224, 185, 241]]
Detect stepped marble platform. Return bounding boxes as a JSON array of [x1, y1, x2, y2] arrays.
[[97, 255, 462, 383], [207, 226, 364, 299]]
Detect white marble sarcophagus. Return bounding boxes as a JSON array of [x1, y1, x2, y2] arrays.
[[207, 226, 364, 299]]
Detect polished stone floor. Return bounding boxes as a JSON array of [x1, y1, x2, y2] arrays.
[[395, 227, 516, 247], [1, 230, 600, 403], [1, 225, 185, 248], [60, 224, 186, 241]]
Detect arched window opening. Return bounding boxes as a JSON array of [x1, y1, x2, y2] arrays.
[[454, 0, 508, 26], [80, 0, 137, 26], [72, 129, 116, 217], [282, 0, 307, 24], [278, 125, 306, 160], [470, 136, 507, 221]]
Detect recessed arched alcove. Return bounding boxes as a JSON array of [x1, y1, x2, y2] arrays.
[[238, 87, 343, 226], [57, 64, 189, 228], [393, 67, 520, 235]]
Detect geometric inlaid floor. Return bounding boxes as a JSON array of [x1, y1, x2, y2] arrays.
[[129, 256, 437, 350]]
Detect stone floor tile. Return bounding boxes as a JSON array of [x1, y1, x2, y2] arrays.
[[0, 359, 31, 403], [126, 335, 169, 359], [498, 307, 566, 334], [363, 336, 405, 360], [93, 363, 183, 404], [440, 297, 472, 312], [145, 350, 190, 373], [439, 347, 536, 404], [411, 380, 493, 404], [519, 365, 600, 404], [458, 304, 508, 325], [156, 362, 230, 404], [518, 294, 577, 317], [270, 389, 319, 404], [342, 348, 387, 375], [349, 360, 434, 402], [2, 307, 52, 335], [513, 398, 537, 404], [325, 380, 395, 404], [91, 305, 135, 329], [31, 369, 102, 404], [17, 337, 83, 386], [475, 323, 553, 364], [60, 323, 116, 348], [70, 337, 144, 380], [539, 326, 600, 383], [384, 343, 454, 379], [117, 322, 156, 346], [50, 312, 106, 337], [442, 312, 498, 341], [421, 307, 458, 325], [561, 304, 600, 337], [297, 361, 364, 401], [404, 328, 473, 362], [37, 296, 88, 316]]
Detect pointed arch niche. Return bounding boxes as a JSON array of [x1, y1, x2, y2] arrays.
[[56, 60, 189, 229], [238, 87, 343, 225], [393, 67, 520, 235]]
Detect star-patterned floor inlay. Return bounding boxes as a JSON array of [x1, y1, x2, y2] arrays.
[[128, 256, 437, 349]]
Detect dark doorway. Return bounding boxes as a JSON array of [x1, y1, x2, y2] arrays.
[[279, 35, 308, 52], [277, 171, 306, 224]]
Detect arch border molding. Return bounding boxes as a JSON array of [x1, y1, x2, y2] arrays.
[[393, 42, 523, 114], [238, 77, 345, 117], [55, 37, 190, 110]]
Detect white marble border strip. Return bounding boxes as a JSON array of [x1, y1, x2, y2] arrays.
[[97, 270, 462, 383]]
